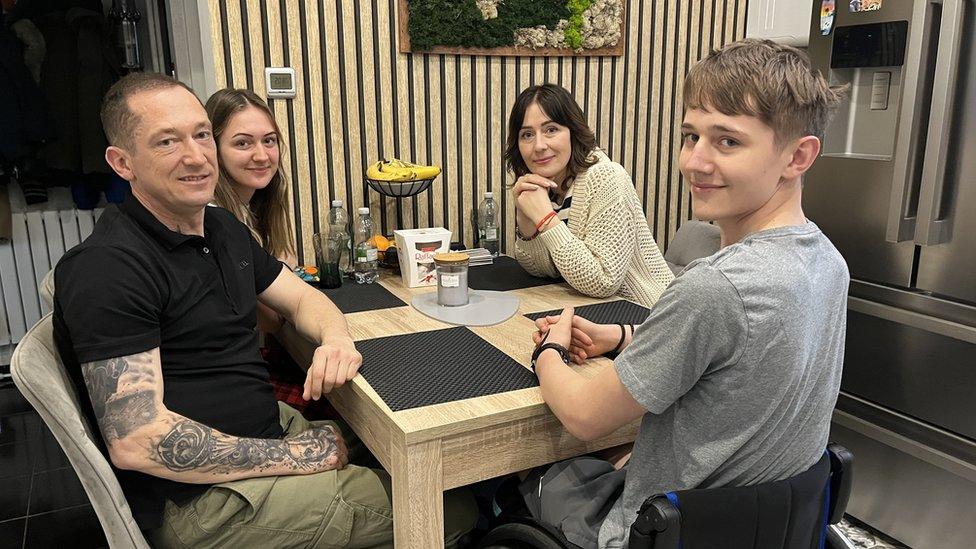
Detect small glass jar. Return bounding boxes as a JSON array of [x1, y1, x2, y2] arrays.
[[433, 252, 470, 307]]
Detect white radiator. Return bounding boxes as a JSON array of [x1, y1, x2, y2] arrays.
[[0, 205, 102, 345]]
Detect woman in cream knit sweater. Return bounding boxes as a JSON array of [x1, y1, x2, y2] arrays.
[[508, 84, 674, 308]]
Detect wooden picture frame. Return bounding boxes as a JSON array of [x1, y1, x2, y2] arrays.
[[397, 0, 626, 57]]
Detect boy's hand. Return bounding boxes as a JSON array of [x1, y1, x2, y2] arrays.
[[544, 307, 574, 349], [533, 314, 622, 363]]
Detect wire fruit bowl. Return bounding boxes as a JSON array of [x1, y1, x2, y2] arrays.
[[365, 178, 435, 198]]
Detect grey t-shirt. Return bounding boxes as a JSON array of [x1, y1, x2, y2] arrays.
[[598, 221, 849, 548]]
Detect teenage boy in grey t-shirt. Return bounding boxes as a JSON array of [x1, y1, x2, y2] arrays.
[[526, 39, 850, 548]]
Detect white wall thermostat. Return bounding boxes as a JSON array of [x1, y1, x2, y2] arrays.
[[264, 67, 297, 99]]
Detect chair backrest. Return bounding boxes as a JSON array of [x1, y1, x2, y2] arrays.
[[39, 268, 55, 309], [630, 450, 840, 549], [11, 314, 151, 549], [663, 220, 722, 275]]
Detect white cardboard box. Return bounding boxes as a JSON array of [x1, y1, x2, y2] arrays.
[[393, 228, 452, 287]]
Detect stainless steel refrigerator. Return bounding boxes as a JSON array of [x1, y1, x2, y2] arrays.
[[804, 1, 976, 547]]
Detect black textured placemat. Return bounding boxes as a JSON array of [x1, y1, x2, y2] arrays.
[[318, 280, 406, 314], [467, 255, 561, 292], [525, 299, 651, 326], [356, 327, 538, 411]]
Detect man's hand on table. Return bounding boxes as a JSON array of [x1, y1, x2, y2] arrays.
[[533, 311, 622, 364], [303, 335, 363, 400]]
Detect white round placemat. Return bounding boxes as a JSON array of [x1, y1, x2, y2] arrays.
[[411, 290, 520, 326]]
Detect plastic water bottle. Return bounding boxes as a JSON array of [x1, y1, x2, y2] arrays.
[[478, 192, 499, 256], [353, 207, 379, 284], [327, 200, 352, 274], [328, 200, 348, 235], [323, 200, 350, 281]]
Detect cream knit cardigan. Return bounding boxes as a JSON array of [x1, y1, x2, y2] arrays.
[[514, 151, 675, 308]]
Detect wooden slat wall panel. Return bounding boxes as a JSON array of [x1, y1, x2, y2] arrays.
[[392, 17, 412, 229], [631, 0, 650, 230], [303, 0, 327, 237], [206, 1, 747, 263], [443, 55, 459, 243], [374, 1, 395, 231], [244, 0, 265, 93], [208, 2, 226, 90], [646, 0, 664, 240], [501, 57, 516, 252], [224, 2, 247, 88], [321, 0, 346, 213]]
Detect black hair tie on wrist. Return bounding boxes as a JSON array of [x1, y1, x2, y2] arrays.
[[610, 323, 626, 354]]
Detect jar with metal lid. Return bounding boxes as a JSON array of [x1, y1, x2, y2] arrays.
[[433, 252, 470, 307]]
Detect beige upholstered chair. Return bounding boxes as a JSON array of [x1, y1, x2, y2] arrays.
[[11, 315, 151, 549], [663, 220, 722, 275], [39, 269, 56, 309]]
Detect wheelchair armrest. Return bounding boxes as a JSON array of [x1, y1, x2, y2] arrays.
[[827, 443, 855, 525], [628, 495, 681, 549]]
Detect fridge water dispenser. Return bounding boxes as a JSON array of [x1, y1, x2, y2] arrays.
[[822, 21, 909, 161]]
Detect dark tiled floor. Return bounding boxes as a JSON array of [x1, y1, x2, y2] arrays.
[[0, 519, 25, 549], [24, 505, 106, 548], [0, 385, 32, 417], [0, 476, 29, 522], [0, 384, 106, 549]]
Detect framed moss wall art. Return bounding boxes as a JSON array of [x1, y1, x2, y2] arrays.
[[399, 0, 626, 56]]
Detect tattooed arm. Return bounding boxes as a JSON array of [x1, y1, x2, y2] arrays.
[[81, 348, 348, 483]]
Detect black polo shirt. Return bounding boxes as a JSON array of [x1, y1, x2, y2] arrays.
[[53, 194, 285, 530]]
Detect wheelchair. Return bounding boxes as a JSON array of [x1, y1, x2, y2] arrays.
[[478, 443, 856, 549]]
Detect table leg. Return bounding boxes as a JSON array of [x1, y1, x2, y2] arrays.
[[392, 439, 444, 548]]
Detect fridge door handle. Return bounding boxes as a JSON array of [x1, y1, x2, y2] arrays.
[[914, 0, 967, 246], [885, 0, 940, 243]]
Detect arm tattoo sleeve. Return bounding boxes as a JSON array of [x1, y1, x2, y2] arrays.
[[155, 422, 342, 474], [83, 351, 343, 476], [81, 353, 159, 442]]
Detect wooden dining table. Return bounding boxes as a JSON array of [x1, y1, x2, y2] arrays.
[[287, 265, 641, 548]]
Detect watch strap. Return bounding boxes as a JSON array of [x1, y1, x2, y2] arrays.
[[531, 342, 571, 372], [610, 323, 626, 354]]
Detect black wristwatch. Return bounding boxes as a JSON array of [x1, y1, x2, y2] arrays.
[[531, 342, 571, 372]]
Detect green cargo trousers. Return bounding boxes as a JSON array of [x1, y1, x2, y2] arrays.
[[147, 403, 477, 548]]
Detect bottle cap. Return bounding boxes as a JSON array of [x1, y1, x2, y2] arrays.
[[358, 207, 370, 215], [331, 200, 343, 207], [484, 192, 493, 198]]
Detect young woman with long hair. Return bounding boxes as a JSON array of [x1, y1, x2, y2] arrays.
[[206, 89, 332, 417], [206, 88, 297, 268]]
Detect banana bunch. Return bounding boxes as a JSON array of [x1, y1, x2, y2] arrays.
[[366, 158, 441, 182]]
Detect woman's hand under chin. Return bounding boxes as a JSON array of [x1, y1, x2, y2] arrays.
[[515, 184, 556, 228], [513, 173, 557, 197]]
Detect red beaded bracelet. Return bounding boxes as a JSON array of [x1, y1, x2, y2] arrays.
[[534, 211, 558, 234]]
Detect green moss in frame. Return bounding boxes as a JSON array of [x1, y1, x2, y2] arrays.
[[407, 0, 570, 50], [564, 0, 594, 50]]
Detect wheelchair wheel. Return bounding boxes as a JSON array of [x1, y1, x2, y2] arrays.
[[478, 521, 570, 549]]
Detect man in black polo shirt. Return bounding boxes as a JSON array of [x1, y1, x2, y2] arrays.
[[53, 73, 475, 547]]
